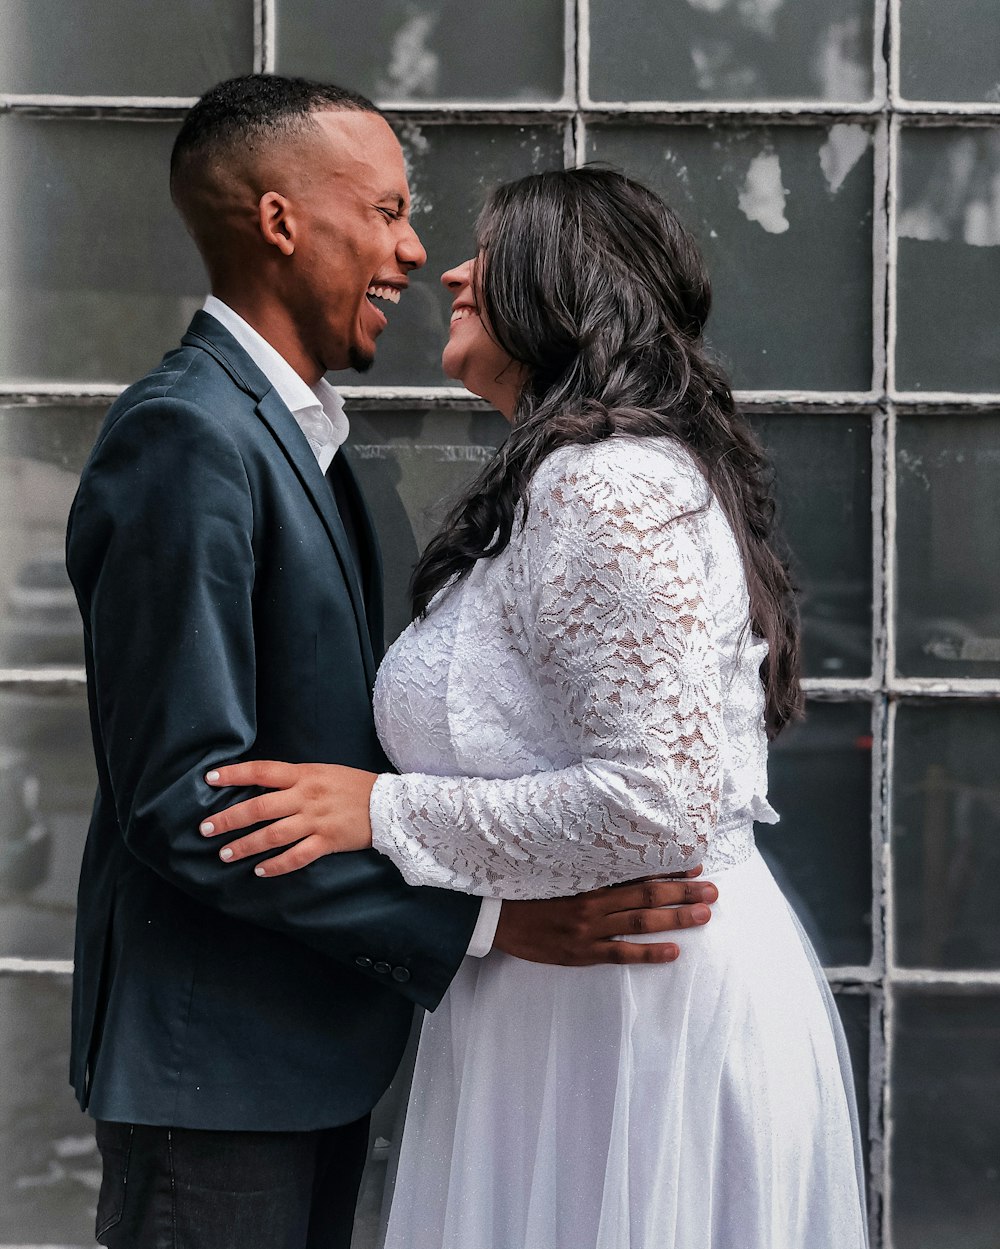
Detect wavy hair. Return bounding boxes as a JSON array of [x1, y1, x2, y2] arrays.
[[412, 168, 802, 736]]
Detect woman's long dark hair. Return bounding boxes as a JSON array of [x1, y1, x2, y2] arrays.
[[412, 168, 802, 736]]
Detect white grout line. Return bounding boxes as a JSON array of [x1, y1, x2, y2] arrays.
[[871, 120, 890, 396], [564, 0, 577, 107], [881, 695, 897, 1248], [871, 410, 889, 693], [884, 410, 898, 694], [261, 0, 276, 73], [573, 113, 586, 168], [0, 667, 86, 686], [826, 967, 882, 984], [576, 0, 591, 108], [895, 99, 1000, 116], [0, 959, 73, 975], [889, 391, 1000, 406], [886, 118, 899, 399], [888, 0, 901, 109], [891, 969, 1000, 987], [1, 94, 197, 108], [869, 985, 887, 1240], [873, 0, 890, 105], [252, 0, 264, 74]]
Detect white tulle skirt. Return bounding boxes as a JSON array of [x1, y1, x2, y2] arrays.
[[381, 849, 869, 1249]]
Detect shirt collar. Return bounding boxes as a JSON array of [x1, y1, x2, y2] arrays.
[[202, 296, 349, 472]]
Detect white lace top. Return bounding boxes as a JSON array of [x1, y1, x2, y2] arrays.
[[370, 436, 778, 900]]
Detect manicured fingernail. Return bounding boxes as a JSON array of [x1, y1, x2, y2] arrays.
[[219, 847, 233, 862], [692, 904, 711, 924], [254, 865, 267, 877], [206, 770, 220, 783], [199, 821, 214, 836]]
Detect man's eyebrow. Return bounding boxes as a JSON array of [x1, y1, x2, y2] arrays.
[[374, 192, 407, 211]]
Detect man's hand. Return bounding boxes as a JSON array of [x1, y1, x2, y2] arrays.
[[493, 869, 718, 966]]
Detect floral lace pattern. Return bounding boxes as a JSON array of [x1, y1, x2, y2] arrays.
[[371, 436, 777, 900]]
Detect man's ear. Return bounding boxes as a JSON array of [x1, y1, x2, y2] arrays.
[[258, 192, 296, 256]]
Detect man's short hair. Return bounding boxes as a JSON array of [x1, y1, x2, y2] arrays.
[[170, 73, 380, 200]]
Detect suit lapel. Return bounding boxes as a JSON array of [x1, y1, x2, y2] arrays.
[[336, 448, 386, 663], [254, 389, 378, 688], [182, 314, 378, 689]]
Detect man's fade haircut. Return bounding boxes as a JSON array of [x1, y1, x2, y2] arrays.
[[169, 73, 380, 206]]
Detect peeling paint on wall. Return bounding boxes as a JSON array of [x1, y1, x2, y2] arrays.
[[819, 125, 871, 195], [737, 151, 790, 233]]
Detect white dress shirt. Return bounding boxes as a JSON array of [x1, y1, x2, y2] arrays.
[[201, 296, 500, 957]]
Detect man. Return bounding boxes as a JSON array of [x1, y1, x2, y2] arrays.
[[66, 75, 716, 1249]]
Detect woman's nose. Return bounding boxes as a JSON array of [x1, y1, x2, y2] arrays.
[[441, 258, 475, 292]]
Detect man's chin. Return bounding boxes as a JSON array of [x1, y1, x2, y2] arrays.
[[348, 344, 375, 374]]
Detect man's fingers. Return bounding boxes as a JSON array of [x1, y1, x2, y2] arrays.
[[199, 791, 299, 838], [592, 876, 718, 915], [205, 760, 299, 790], [586, 940, 681, 965], [593, 902, 713, 940]]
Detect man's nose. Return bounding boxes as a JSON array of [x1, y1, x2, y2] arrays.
[[397, 220, 427, 271]]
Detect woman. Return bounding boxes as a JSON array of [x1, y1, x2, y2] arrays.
[[203, 169, 869, 1248]]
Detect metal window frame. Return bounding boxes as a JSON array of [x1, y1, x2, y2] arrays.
[[2, 2, 1000, 1246]]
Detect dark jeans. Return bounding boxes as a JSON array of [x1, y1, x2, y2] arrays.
[[94, 1115, 370, 1249]]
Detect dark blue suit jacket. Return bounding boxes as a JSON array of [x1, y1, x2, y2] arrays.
[[66, 312, 479, 1130]]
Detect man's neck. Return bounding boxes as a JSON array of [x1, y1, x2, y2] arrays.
[[209, 290, 322, 386]]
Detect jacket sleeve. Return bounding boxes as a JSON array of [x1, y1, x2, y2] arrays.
[[67, 394, 477, 1011], [369, 447, 724, 901]]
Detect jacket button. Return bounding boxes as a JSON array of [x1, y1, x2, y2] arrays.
[[373, 961, 391, 975], [392, 967, 411, 983], [355, 956, 373, 971]]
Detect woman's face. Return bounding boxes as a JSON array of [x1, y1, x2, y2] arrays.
[[440, 257, 527, 421]]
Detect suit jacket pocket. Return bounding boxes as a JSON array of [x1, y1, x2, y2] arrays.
[[95, 1121, 133, 1239]]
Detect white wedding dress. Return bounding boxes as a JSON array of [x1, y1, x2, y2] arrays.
[[368, 436, 869, 1249]]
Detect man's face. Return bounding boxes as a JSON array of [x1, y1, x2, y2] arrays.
[[288, 110, 425, 374]]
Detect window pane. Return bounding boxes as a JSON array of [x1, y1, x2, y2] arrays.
[[753, 413, 872, 678], [892, 991, 1000, 1247], [352, 124, 567, 389], [893, 702, 1000, 971], [587, 124, 874, 390], [0, 0, 254, 97], [896, 413, 1000, 679], [0, 118, 204, 385], [0, 686, 94, 961], [276, 0, 567, 103], [0, 407, 99, 960], [758, 701, 873, 967], [589, 0, 874, 103], [900, 0, 1000, 103], [896, 127, 1000, 393], [0, 406, 101, 669], [0, 975, 96, 1244], [346, 407, 508, 643]]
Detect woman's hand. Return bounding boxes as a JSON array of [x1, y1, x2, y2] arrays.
[[200, 761, 379, 876]]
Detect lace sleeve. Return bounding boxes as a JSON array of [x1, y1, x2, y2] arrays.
[[370, 445, 723, 899]]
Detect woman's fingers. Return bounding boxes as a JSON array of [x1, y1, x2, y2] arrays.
[[215, 815, 309, 863], [199, 789, 300, 838], [205, 760, 300, 790], [251, 836, 333, 877]]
